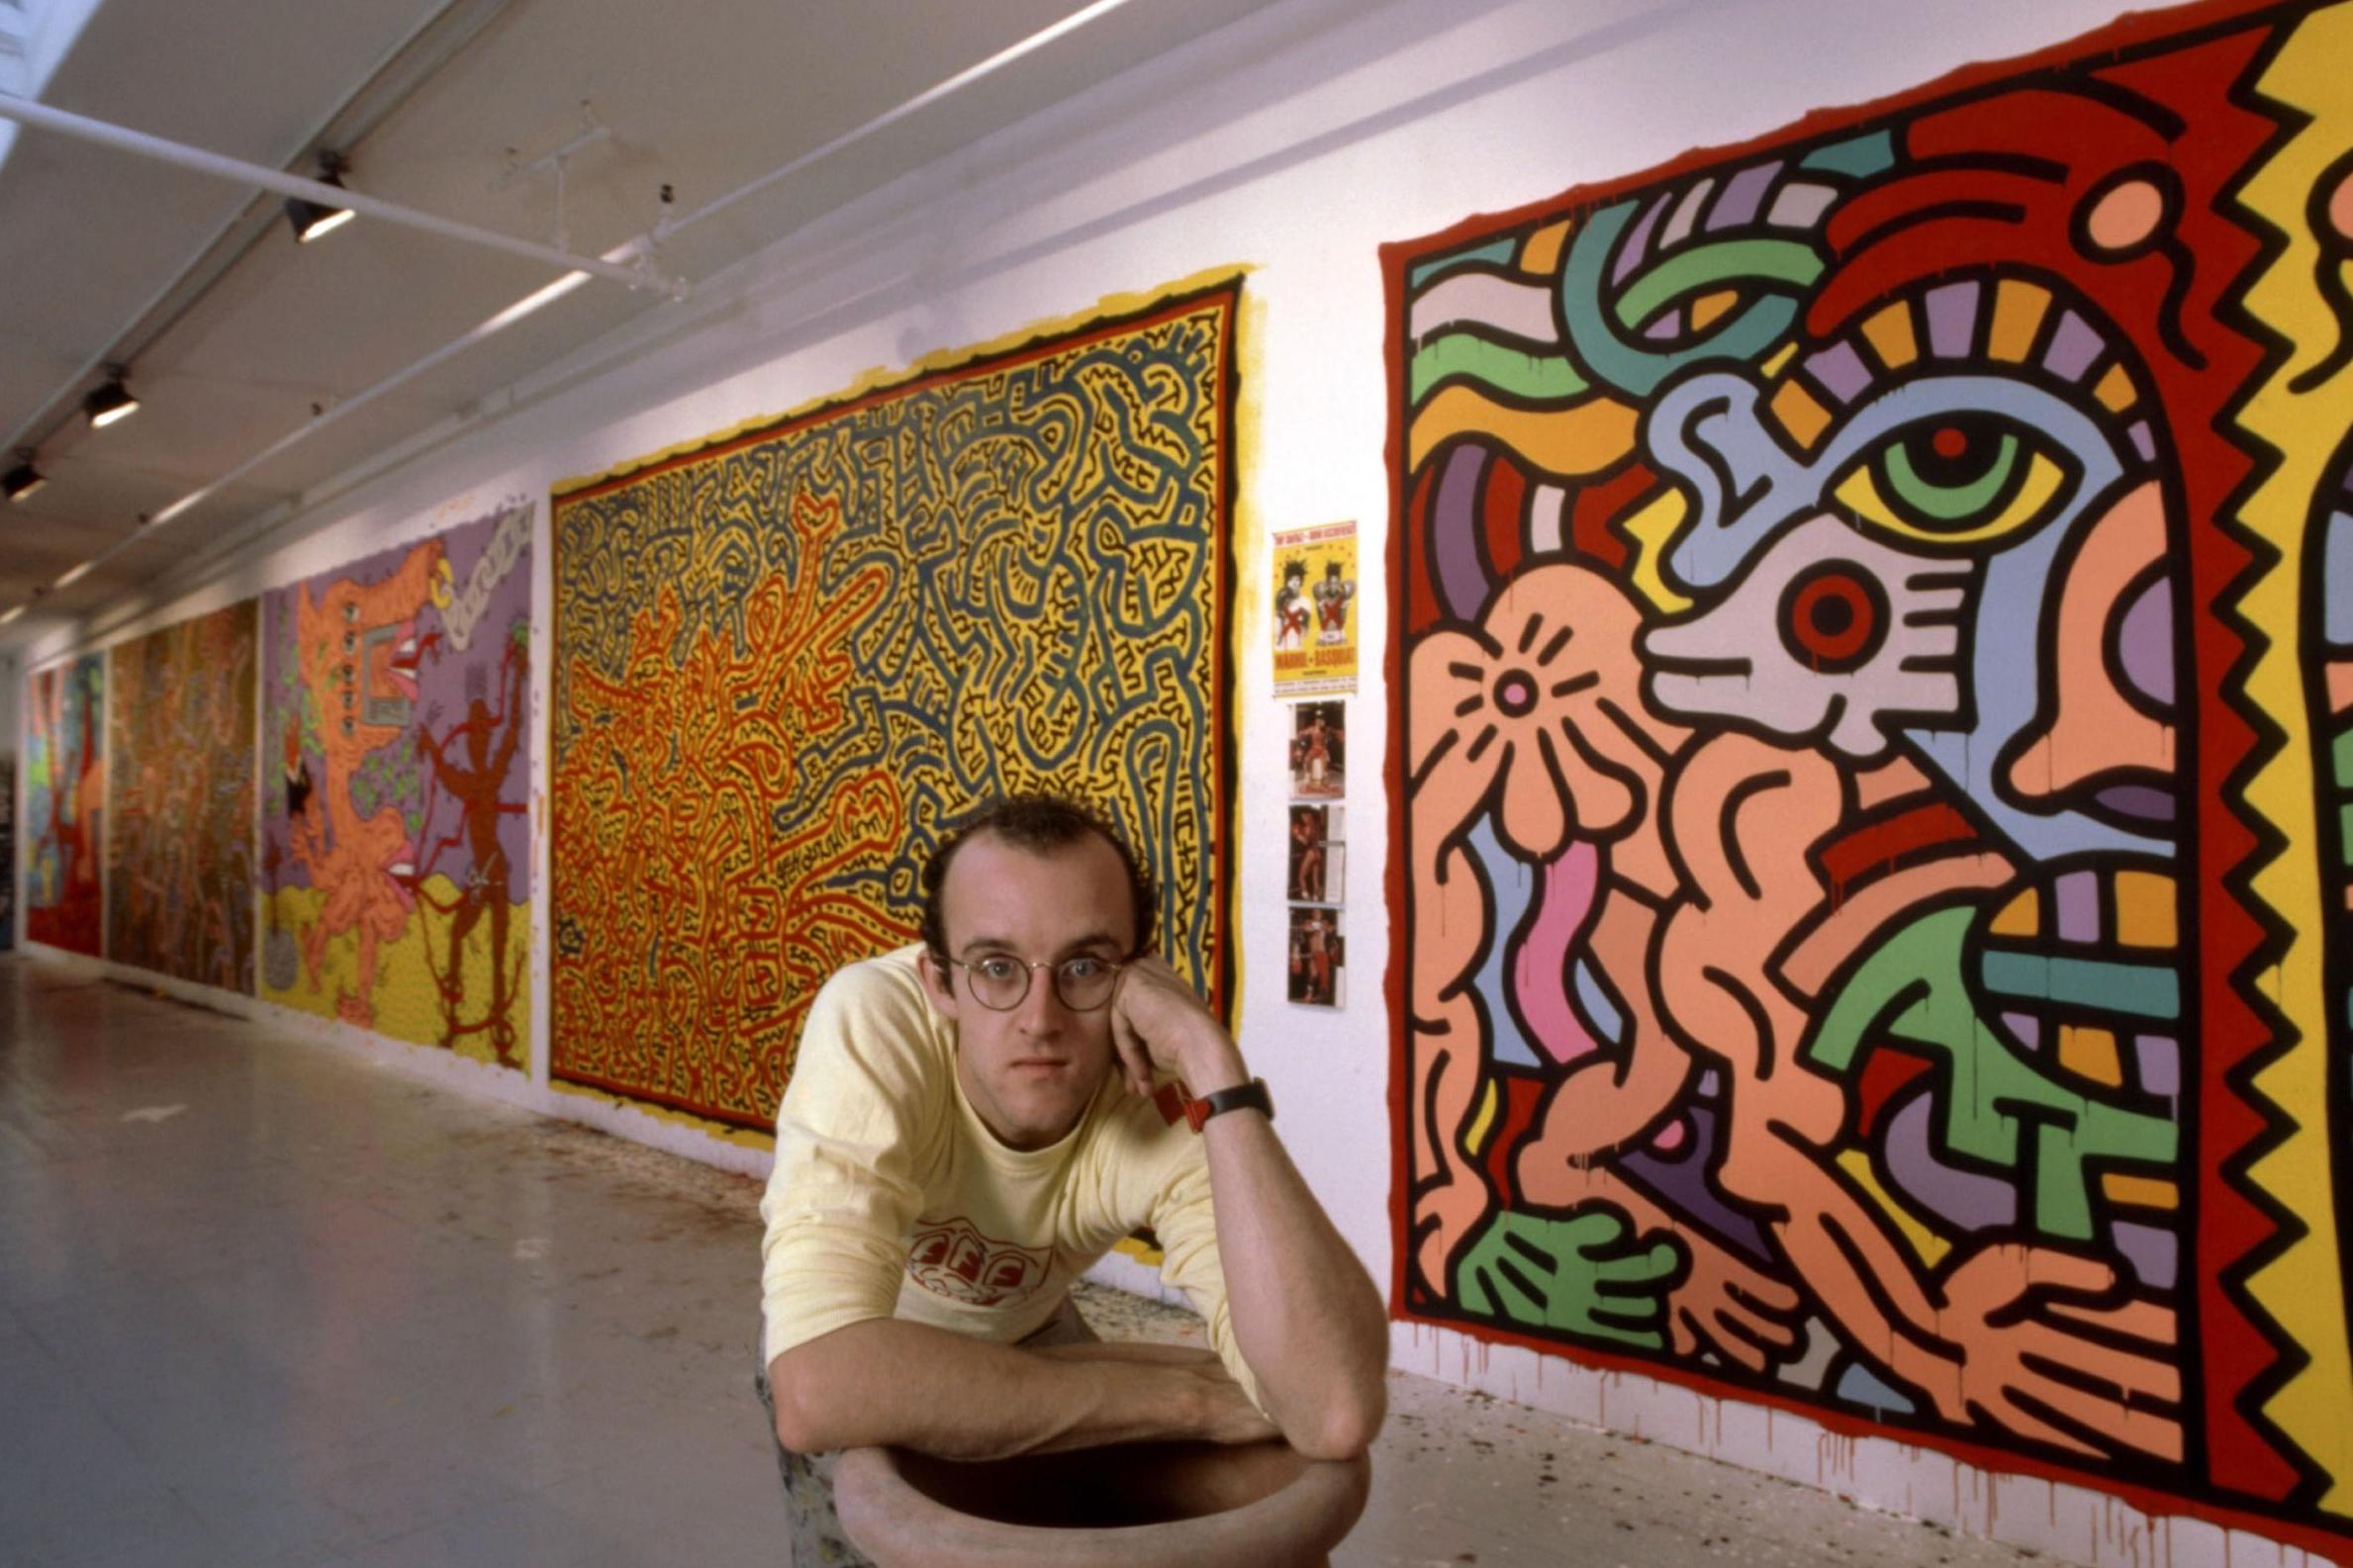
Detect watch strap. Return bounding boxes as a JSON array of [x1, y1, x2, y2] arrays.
[[1179, 1077, 1272, 1132]]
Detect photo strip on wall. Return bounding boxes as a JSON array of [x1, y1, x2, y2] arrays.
[[1271, 520, 1351, 1008], [1283, 699, 1346, 1008]]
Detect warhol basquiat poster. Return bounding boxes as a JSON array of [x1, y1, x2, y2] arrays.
[[1272, 521, 1358, 696]]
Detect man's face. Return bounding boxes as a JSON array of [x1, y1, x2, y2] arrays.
[[919, 830, 1136, 1151]]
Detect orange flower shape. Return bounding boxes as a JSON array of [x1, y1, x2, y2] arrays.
[[1408, 565, 1681, 863]]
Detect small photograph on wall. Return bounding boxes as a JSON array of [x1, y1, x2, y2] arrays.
[[1288, 699, 1345, 799], [1272, 520, 1358, 696], [1287, 803, 1344, 905], [1286, 904, 1342, 1008]]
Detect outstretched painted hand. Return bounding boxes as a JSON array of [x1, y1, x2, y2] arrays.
[[1929, 1242, 2182, 1461], [1455, 1203, 1684, 1350]]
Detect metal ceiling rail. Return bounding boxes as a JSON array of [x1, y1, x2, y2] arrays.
[[0, 0, 514, 467], [0, 91, 684, 296], [670, 0, 1139, 235], [3, 0, 1146, 639]]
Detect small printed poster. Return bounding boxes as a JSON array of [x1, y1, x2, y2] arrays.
[[1286, 904, 1344, 1008], [1271, 521, 1357, 695]]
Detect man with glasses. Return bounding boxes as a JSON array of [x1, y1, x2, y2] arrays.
[[756, 793, 1386, 1556]]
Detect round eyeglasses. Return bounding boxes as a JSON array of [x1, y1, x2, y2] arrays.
[[946, 953, 1127, 1012]]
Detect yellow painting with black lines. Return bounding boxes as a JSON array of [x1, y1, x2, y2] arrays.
[[550, 278, 1240, 1132]]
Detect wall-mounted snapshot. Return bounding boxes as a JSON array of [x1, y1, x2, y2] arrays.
[[1288, 699, 1345, 800], [1287, 803, 1344, 905], [1287, 903, 1343, 1009]]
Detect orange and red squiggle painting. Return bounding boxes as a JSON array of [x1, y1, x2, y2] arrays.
[[552, 283, 1238, 1132], [107, 602, 258, 991]]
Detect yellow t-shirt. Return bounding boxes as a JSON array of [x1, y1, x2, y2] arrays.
[[758, 946, 1255, 1402]]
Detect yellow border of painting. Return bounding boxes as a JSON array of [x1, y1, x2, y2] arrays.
[[554, 265, 1257, 498], [550, 266, 1257, 1144]]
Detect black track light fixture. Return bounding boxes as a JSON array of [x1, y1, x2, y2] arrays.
[[84, 369, 139, 430], [286, 152, 355, 244], [4, 451, 44, 503]]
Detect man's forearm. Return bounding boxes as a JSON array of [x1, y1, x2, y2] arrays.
[[1103, 961, 1391, 1460], [768, 1317, 1271, 1461], [1202, 1109, 1390, 1457], [1188, 1049, 1391, 1459]]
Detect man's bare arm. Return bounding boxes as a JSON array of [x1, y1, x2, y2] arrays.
[[767, 1318, 1276, 1461], [1110, 959, 1391, 1461], [1196, 1087, 1390, 1459]]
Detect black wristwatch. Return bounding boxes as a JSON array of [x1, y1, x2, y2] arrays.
[[1178, 1077, 1273, 1132]]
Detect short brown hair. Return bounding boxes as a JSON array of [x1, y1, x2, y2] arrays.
[[919, 794, 1156, 959]]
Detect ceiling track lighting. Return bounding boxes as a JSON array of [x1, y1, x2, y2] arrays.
[[84, 368, 140, 430], [4, 451, 44, 503], [286, 151, 355, 244]]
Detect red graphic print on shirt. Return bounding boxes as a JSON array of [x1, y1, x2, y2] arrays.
[[904, 1217, 1051, 1308]]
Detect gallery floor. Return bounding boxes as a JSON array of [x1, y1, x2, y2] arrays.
[[0, 956, 2046, 1568]]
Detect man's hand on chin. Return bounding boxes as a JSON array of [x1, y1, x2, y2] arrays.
[[1107, 955, 1246, 1097]]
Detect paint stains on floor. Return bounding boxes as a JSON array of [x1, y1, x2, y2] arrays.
[[0, 957, 2052, 1568], [1076, 1279, 2037, 1568]]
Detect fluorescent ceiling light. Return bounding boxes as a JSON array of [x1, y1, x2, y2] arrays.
[[84, 373, 139, 429], [287, 168, 355, 243]]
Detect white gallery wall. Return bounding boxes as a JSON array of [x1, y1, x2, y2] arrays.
[[22, 0, 2326, 1563]]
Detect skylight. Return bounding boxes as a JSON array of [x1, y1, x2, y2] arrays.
[[0, 0, 106, 175]]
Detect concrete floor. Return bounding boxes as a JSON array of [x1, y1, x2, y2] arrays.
[[0, 956, 2049, 1567]]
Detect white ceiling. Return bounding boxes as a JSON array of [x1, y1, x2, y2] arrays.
[[0, 0, 1282, 654]]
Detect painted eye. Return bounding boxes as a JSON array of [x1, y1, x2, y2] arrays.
[[1778, 562, 1888, 675], [1830, 412, 2076, 548]]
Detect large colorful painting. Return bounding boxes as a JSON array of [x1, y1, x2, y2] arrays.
[[552, 280, 1239, 1131], [1, 752, 15, 949], [259, 503, 533, 1068], [1390, 0, 2353, 1549], [24, 654, 103, 957], [106, 602, 258, 990]]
